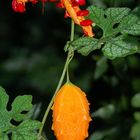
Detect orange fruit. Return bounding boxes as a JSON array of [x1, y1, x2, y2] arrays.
[[52, 83, 91, 140]]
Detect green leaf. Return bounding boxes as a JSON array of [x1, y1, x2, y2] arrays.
[[119, 13, 140, 36], [0, 86, 41, 140], [88, 6, 140, 37], [0, 111, 11, 131], [0, 87, 9, 110], [130, 122, 140, 139], [0, 87, 11, 131], [11, 95, 32, 121], [88, 6, 131, 37], [102, 36, 139, 59], [77, 6, 140, 57], [94, 57, 108, 80], [105, 8, 131, 24], [88, 6, 105, 29], [131, 93, 140, 108], [103, 8, 130, 37], [88, 6, 113, 37], [12, 120, 42, 140], [71, 37, 100, 56]]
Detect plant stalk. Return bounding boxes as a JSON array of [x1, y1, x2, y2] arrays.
[[38, 20, 75, 138]]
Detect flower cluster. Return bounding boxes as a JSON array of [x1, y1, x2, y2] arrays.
[[57, 0, 94, 37], [12, 0, 37, 12], [12, 0, 94, 37]]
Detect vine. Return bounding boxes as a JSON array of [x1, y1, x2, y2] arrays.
[[38, 20, 75, 138]]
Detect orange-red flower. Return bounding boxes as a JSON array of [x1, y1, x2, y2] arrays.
[[52, 83, 91, 140], [57, 0, 94, 37], [12, 0, 38, 12]]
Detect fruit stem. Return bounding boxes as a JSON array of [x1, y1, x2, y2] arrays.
[[38, 20, 75, 138]]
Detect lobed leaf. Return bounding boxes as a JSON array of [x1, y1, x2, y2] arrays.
[[87, 6, 140, 58], [0, 86, 41, 140], [0, 87, 9, 110], [12, 120, 42, 140], [71, 37, 100, 56], [11, 95, 32, 121], [88, 6, 131, 37], [105, 8, 131, 24], [0, 87, 11, 131], [119, 14, 140, 36], [88, 6, 105, 29], [102, 36, 139, 59]]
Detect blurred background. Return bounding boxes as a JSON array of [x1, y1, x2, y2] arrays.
[[1, 0, 140, 139]]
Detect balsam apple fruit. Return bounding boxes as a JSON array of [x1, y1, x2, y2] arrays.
[[52, 83, 91, 140]]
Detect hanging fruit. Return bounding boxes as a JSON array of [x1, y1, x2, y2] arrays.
[[52, 83, 92, 140]]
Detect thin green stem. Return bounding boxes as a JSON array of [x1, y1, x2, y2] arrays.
[[66, 49, 74, 83], [66, 20, 75, 82], [38, 54, 70, 138], [38, 20, 75, 139], [70, 20, 75, 41], [66, 68, 70, 83]]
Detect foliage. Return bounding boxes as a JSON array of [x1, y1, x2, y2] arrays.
[[0, 87, 41, 140], [69, 6, 140, 59]]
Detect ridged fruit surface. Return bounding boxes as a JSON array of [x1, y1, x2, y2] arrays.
[[52, 83, 91, 140]]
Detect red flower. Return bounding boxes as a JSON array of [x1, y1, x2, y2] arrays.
[[12, 0, 40, 12], [71, 0, 85, 6], [12, 0, 26, 12], [12, 0, 57, 12]]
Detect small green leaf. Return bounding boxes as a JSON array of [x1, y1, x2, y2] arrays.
[[12, 120, 42, 140], [71, 37, 100, 56], [131, 93, 140, 108], [102, 36, 138, 59], [11, 95, 33, 121], [130, 122, 140, 139]]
